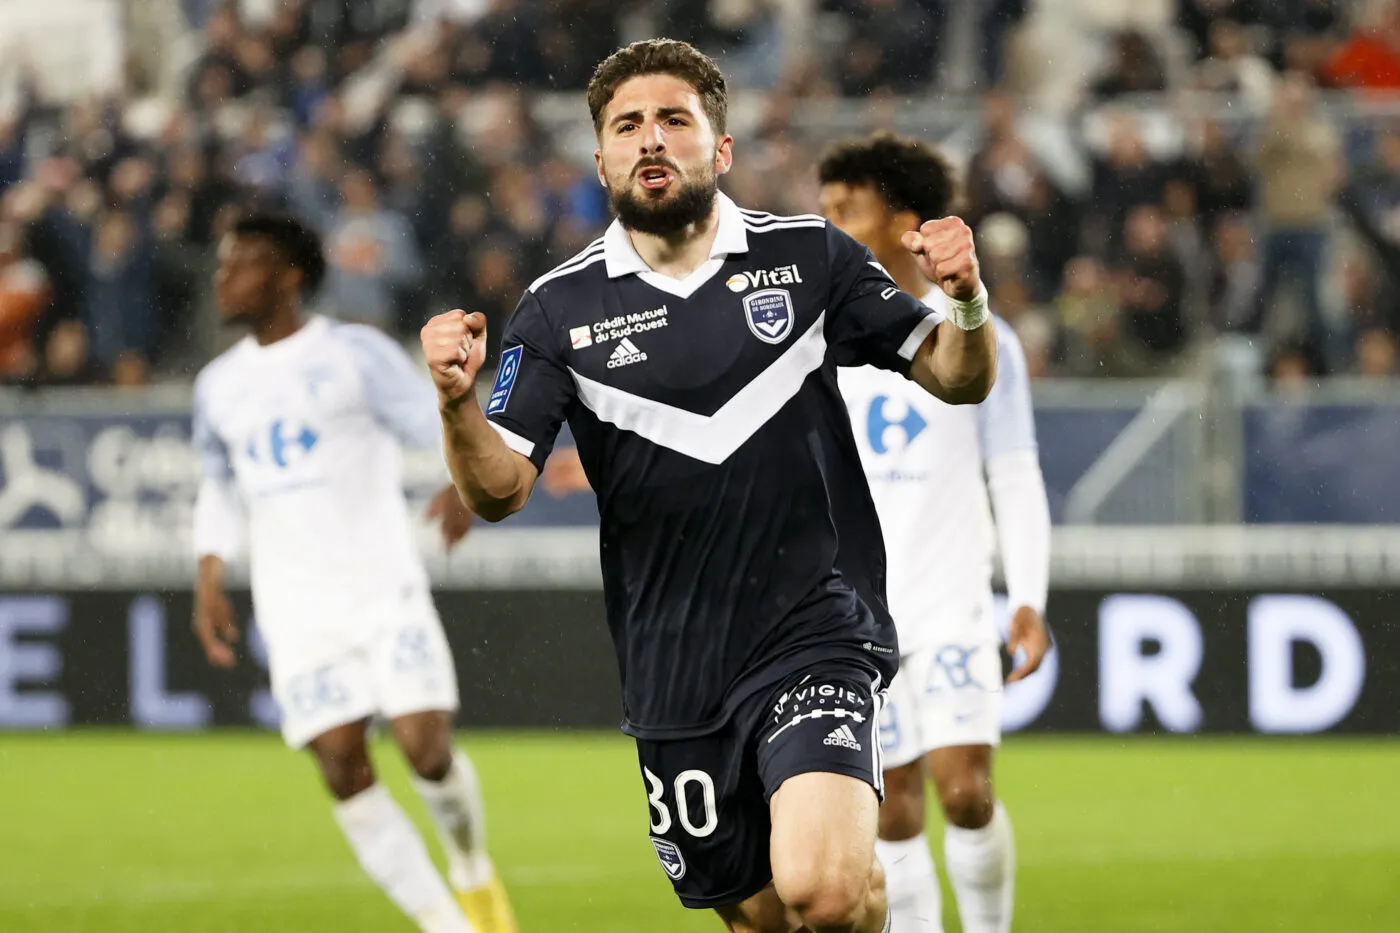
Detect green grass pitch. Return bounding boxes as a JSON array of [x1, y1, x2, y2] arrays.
[[0, 732, 1396, 932]]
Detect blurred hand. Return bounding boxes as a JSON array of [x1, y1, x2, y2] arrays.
[[421, 309, 487, 406], [1005, 605, 1050, 684], [426, 483, 474, 552], [193, 585, 239, 668], [541, 447, 592, 497], [902, 217, 983, 303]]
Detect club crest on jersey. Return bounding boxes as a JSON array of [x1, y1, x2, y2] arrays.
[[651, 837, 686, 880], [743, 288, 794, 345]]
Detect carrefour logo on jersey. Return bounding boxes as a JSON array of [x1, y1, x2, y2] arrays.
[[726, 264, 803, 293], [867, 395, 927, 454], [247, 419, 319, 469]]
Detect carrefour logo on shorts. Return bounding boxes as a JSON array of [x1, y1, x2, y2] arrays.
[[487, 346, 523, 415]]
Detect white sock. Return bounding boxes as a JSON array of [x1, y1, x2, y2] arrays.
[[413, 748, 495, 890], [875, 834, 943, 932], [333, 784, 475, 933], [943, 802, 1015, 933]]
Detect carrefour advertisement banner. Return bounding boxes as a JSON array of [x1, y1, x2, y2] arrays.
[[1, 588, 1395, 734]]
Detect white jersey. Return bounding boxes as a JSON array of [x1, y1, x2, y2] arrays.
[[838, 292, 1040, 655], [192, 315, 441, 657]]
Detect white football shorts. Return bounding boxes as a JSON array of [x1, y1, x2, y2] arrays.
[[878, 593, 1003, 769], [265, 593, 460, 749]]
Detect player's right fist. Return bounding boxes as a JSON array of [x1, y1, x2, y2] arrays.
[[421, 309, 487, 405]]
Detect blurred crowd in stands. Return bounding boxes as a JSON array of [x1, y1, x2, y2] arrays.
[[2, 0, 1399, 390]]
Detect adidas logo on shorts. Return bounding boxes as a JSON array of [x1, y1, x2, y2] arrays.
[[607, 338, 647, 369], [823, 724, 862, 751]]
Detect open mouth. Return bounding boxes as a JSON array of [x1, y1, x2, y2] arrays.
[[637, 166, 673, 190]]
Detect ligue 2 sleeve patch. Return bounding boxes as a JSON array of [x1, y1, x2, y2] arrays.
[[486, 345, 523, 415]]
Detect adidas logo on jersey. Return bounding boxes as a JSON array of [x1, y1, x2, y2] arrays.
[[607, 338, 647, 369], [823, 724, 862, 751]]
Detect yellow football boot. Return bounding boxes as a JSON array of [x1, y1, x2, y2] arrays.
[[456, 871, 518, 933]]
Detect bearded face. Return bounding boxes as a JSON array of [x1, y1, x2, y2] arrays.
[[595, 74, 732, 237], [603, 152, 719, 237]]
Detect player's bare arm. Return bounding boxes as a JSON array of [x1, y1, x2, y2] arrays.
[[193, 554, 239, 668], [421, 309, 539, 522], [904, 217, 997, 405], [1006, 605, 1051, 683], [426, 483, 476, 550]]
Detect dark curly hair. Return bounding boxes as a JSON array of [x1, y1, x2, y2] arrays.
[[231, 211, 326, 296], [587, 39, 727, 138], [817, 132, 957, 221]]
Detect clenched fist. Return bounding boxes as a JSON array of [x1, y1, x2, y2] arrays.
[[421, 309, 487, 405], [901, 217, 982, 303]]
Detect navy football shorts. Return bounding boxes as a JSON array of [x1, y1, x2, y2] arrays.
[[634, 659, 886, 908]]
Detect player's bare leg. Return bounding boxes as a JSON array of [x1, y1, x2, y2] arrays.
[[769, 772, 889, 933], [308, 719, 377, 801], [927, 745, 1013, 933], [394, 710, 517, 933], [715, 882, 801, 932], [308, 719, 475, 933], [875, 760, 942, 932]]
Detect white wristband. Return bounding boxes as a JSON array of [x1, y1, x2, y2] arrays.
[[946, 287, 990, 331]]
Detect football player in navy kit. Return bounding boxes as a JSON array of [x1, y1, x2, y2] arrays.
[[421, 40, 997, 933]]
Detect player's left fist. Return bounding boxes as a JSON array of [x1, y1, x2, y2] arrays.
[[901, 217, 982, 303]]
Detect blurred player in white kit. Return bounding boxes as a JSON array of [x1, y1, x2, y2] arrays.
[[820, 135, 1053, 933], [189, 211, 516, 933]]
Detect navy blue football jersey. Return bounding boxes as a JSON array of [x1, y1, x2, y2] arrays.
[[485, 193, 941, 738]]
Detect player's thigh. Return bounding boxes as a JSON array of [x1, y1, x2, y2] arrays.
[[635, 728, 772, 910], [269, 644, 379, 753], [756, 663, 885, 909], [369, 599, 460, 724], [768, 771, 880, 909], [925, 743, 996, 828], [388, 709, 455, 779], [305, 717, 376, 799], [715, 883, 800, 933]]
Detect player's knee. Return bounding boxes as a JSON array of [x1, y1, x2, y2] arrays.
[[776, 860, 875, 930], [314, 744, 374, 801], [877, 763, 926, 840], [400, 731, 453, 782], [938, 775, 993, 829]]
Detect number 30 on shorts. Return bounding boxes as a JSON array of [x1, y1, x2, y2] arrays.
[[644, 767, 718, 838]]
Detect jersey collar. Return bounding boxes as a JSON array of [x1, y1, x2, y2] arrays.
[[603, 191, 749, 279], [241, 314, 328, 356]]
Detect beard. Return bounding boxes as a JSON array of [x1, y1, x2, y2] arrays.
[[608, 165, 718, 237]]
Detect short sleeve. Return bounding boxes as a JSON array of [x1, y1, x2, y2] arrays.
[[191, 367, 244, 560], [977, 319, 1038, 461], [192, 371, 233, 483], [485, 290, 576, 473], [824, 224, 940, 372], [334, 324, 440, 450]]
